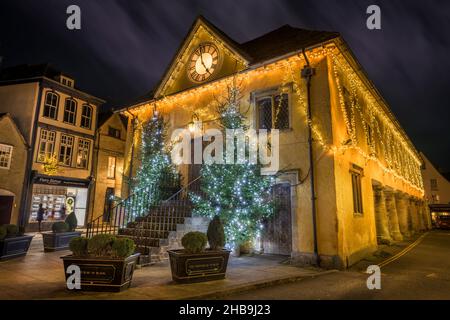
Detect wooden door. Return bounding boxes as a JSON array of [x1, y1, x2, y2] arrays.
[[262, 183, 292, 255], [0, 196, 14, 224]]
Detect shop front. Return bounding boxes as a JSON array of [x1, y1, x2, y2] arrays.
[[27, 175, 91, 232]]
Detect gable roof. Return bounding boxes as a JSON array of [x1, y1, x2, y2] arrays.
[[97, 111, 128, 130], [142, 15, 339, 102], [0, 113, 28, 147], [241, 25, 339, 65]]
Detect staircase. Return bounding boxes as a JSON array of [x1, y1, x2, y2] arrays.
[[86, 176, 205, 265]]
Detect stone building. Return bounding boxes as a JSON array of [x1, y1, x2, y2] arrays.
[[88, 112, 128, 224], [420, 151, 450, 222], [0, 64, 104, 230], [0, 113, 28, 225], [111, 16, 427, 268]]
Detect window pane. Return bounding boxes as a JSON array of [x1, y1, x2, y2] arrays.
[[76, 139, 90, 168], [59, 135, 73, 165], [44, 92, 58, 119], [107, 156, 116, 178], [351, 171, 363, 214], [257, 97, 272, 130], [274, 94, 289, 129], [81, 105, 92, 129], [64, 99, 77, 124], [0, 144, 13, 169]]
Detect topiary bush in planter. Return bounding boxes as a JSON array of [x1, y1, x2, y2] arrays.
[[181, 231, 207, 254], [88, 234, 115, 257], [0, 224, 33, 260], [207, 216, 225, 251], [52, 222, 69, 233], [0, 225, 6, 240], [168, 222, 231, 284], [42, 215, 81, 252], [69, 236, 88, 256], [112, 237, 136, 258], [65, 212, 78, 232], [61, 235, 140, 292]]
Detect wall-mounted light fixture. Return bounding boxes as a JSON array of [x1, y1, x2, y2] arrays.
[[188, 112, 202, 133]]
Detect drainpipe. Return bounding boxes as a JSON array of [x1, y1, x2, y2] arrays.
[[301, 48, 320, 267]]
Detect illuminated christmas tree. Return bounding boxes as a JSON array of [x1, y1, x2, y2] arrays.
[[191, 87, 274, 248], [134, 113, 179, 204]]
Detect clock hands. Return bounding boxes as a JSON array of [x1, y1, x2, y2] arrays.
[[200, 53, 212, 75]]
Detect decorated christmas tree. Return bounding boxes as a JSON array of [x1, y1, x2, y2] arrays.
[[191, 87, 274, 248], [134, 112, 179, 204]]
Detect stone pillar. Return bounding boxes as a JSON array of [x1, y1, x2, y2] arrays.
[[417, 201, 426, 231], [372, 185, 392, 244], [384, 189, 403, 241], [409, 198, 420, 233], [395, 192, 410, 238], [421, 202, 431, 230]]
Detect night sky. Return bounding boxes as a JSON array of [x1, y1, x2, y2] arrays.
[[1, 0, 449, 171]]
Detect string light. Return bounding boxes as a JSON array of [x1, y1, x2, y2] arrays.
[[125, 44, 424, 196]]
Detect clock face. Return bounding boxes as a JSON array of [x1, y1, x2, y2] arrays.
[[188, 43, 220, 82]]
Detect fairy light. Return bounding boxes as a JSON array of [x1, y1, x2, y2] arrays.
[[125, 43, 424, 195]]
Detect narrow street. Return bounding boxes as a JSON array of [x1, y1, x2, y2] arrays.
[[224, 230, 450, 300]]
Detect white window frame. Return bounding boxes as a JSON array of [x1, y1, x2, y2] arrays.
[[43, 91, 59, 120], [0, 144, 13, 169], [59, 134, 74, 166], [80, 105, 93, 129], [37, 129, 56, 162], [76, 138, 91, 169], [63, 98, 77, 125]]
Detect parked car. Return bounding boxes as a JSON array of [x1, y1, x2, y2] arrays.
[[436, 215, 450, 229]]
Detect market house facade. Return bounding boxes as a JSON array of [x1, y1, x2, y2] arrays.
[[0, 64, 104, 231], [121, 16, 429, 268]]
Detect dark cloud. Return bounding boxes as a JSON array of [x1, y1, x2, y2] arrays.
[[1, 0, 449, 170]]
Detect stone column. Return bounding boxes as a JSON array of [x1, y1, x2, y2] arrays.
[[372, 185, 392, 244], [409, 198, 420, 233], [395, 192, 410, 238], [422, 202, 432, 230], [417, 201, 426, 231], [384, 189, 403, 241]]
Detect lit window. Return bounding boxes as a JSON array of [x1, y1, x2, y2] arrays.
[[59, 134, 74, 166], [350, 164, 363, 215], [256, 93, 289, 130], [107, 156, 116, 179], [76, 139, 90, 169], [108, 126, 121, 139], [81, 105, 93, 129], [0, 144, 13, 169], [37, 129, 56, 162], [63, 98, 77, 125], [43, 92, 59, 119]]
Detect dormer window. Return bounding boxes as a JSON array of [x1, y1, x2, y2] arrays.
[[60, 75, 75, 88]]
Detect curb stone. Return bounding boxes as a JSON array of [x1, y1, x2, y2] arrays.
[[181, 269, 339, 300]]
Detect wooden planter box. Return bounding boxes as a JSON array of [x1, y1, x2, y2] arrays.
[[168, 249, 231, 283], [61, 253, 140, 292], [42, 231, 82, 252], [0, 235, 34, 261]]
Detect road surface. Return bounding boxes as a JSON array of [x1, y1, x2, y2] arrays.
[[224, 230, 450, 299]]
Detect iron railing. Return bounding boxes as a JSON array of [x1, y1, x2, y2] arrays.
[[86, 173, 181, 238]]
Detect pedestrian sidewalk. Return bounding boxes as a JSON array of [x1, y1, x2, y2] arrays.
[[0, 235, 333, 300]]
